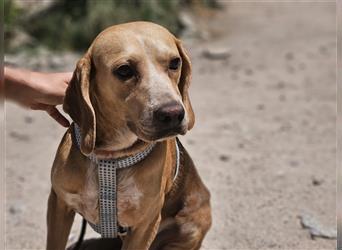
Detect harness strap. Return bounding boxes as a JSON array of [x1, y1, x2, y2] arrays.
[[73, 123, 180, 238], [174, 138, 181, 182]]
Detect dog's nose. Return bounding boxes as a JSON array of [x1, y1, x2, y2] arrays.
[[154, 103, 185, 128]]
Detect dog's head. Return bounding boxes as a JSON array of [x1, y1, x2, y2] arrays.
[[63, 22, 194, 155]]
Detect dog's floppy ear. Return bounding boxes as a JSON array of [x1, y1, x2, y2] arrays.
[[175, 39, 195, 130], [63, 54, 96, 155]]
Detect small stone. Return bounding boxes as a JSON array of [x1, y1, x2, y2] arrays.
[[285, 52, 294, 60], [299, 213, 336, 239], [267, 243, 277, 248], [279, 123, 292, 132], [301, 120, 309, 126], [312, 177, 323, 186], [24, 116, 33, 124], [319, 45, 328, 55], [275, 170, 285, 178], [244, 80, 254, 86], [8, 203, 24, 215], [9, 206, 17, 215], [9, 131, 30, 141], [276, 81, 286, 89], [221, 123, 231, 130], [289, 160, 299, 167], [187, 139, 195, 145], [202, 47, 231, 60], [219, 154, 230, 162], [244, 68, 253, 76], [257, 104, 265, 110]]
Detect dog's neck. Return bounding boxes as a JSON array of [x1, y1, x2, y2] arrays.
[[93, 123, 152, 159], [74, 123, 153, 160], [96, 126, 138, 151], [93, 139, 152, 159]]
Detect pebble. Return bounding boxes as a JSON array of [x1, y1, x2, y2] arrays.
[[187, 139, 195, 145], [24, 116, 34, 124], [244, 68, 254, 76], [312, 177, 323, 186], [285, 52, 294, 60], [257, 104, 265, 110], [279, 123, 292, 132], [219, 154, 230, 162], [8, 203, 25, 215], [289, 160, 299, 167], [299, 213, 336, 239], [244, 80, 254, 87], [202, 47, 231, 60], [275, 170, 285, 178], [9, 131, 30, 141], [319, 45, 328, 55], [276, 81, 286, 89]]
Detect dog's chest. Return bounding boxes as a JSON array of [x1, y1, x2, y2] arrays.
[[64, 164, 144, 226]]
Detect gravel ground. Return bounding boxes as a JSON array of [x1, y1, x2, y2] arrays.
[[5, 2, 336, 250]]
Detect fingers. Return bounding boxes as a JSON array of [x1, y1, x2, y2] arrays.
[[46, 106, 70, 128], [31, 103, 70, 128], [30, 103, 47, 110]]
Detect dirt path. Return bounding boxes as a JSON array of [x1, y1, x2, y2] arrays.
[[5, 2, 336, 250]]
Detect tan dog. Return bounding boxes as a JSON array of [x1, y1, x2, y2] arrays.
[[47, 21, 211, 250]]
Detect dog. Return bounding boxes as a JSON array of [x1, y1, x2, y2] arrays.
[[47, 21, 211, 250]]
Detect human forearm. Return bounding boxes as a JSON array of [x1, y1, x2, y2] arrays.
[[5, 67, 38, 106]]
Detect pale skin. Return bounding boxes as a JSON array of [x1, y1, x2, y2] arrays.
[[4, 66, 72, 127]]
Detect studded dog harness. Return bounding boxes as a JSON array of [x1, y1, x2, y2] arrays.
[[73, 123, 180, 238]]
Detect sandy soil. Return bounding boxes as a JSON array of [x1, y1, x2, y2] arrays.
[[5, 2, 336, 250]]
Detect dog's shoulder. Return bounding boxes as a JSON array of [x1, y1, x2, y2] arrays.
[[51, 128, 92, 193]]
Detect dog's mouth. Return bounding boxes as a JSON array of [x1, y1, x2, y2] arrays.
[[127, 121, 187, 142]]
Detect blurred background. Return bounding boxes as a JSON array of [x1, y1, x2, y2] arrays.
[[4, 0, 337, 249]]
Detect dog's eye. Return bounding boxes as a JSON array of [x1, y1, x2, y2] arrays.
[[114, 65, 135, 81], [169, 57, 181, 70]]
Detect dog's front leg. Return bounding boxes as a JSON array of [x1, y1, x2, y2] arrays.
[[121, 213, 161, 250], [46, 189, 75, 250]]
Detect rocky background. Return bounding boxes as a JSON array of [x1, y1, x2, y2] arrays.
[[5, 1, 336, 249]]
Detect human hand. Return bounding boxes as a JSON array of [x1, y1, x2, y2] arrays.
[[4, 67, 73, 127]]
